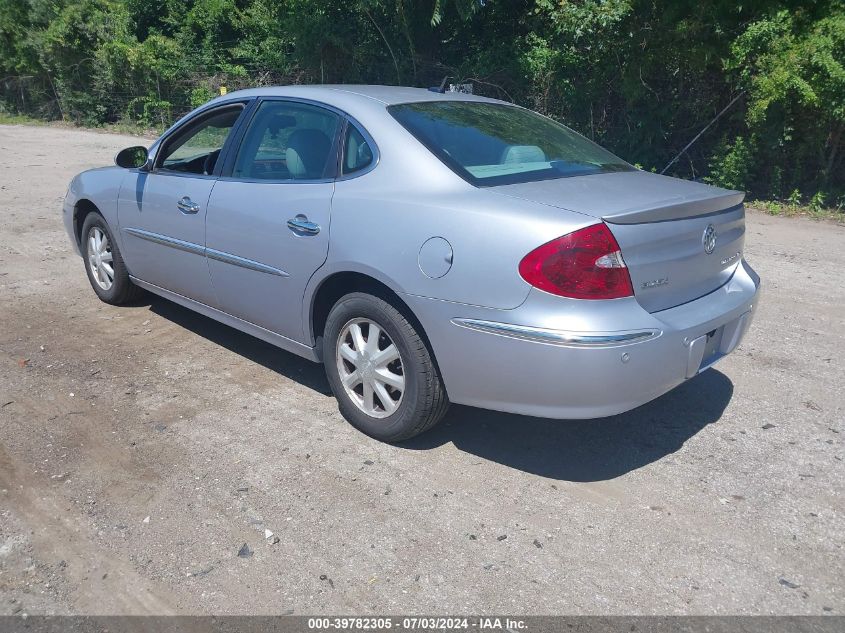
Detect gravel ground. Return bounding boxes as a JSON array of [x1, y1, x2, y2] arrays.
[[0, 124, 842, 616]]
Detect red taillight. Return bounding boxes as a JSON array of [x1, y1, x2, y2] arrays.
[[518, 223, 634, 300]]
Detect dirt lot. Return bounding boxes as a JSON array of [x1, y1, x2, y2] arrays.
[[0, 124, 842, 616]]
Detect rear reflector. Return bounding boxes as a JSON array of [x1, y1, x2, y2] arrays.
[[518, 223, 634, 300]]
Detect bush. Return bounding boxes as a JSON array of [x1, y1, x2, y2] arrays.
[[0, 0, 841, 200]]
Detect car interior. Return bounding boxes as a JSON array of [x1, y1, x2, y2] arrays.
[[232, 102, 339, 181], [343, 125, 374, 174], [156, 101, 374, 182], [158, 106, 244, 175]]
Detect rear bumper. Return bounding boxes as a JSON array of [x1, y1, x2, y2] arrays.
[[403, 259, 760, 419]]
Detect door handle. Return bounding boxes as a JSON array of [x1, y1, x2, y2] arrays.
[[177, 196, 200, 215], [287, 215, 320, 235]]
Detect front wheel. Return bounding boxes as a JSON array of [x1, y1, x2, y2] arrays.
[[323, 293, 449, 442], [81, 212, 143, 305]]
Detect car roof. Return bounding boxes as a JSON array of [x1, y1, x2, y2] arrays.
[[153, 84, 513, 159], [206, 84, 505, 109]]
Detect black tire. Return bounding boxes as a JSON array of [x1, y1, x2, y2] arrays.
[[324, 292, 449, 442], [80, 212, 144, 305]]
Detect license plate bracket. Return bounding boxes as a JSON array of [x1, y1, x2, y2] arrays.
[[699, 327, 725, 370], [684, 310, 752, 379]]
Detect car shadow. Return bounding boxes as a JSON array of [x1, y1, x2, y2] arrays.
[[400, 369, 734, 481], [140, 295, 733, 482], [145, 296, 332, 396]]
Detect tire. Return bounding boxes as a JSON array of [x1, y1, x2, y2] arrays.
[[81, 212, 144, 305], [324, 292, 449, 442]]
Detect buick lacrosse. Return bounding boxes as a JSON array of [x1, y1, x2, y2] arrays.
[[63, 85, 760, 441]]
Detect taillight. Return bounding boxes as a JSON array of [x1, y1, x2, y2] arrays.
[[518, 223, 634, 299]]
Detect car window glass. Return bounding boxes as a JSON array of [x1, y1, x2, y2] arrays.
[[159, 106, 243, 175], [343, 124, 374, 175], [389, 101, 633, 186], [232, 101, 340, 181]]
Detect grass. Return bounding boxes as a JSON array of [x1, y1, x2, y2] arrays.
[[0, 112, 47, 126], [0, 112, 158, 138], [99, 119, 162, 137], [748, 199, 845, 222]]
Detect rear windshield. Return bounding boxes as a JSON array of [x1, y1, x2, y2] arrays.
[[388, 101, 633, 186]]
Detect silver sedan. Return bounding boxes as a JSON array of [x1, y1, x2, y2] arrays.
[[63, 85, 760, 441]]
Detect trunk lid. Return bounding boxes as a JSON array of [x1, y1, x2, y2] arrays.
[[491, 171, 746, 312]]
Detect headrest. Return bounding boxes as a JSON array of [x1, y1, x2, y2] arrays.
[[501, 145, 546, 164], [286, 129, 332, 179]]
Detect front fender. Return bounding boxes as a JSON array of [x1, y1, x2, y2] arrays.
[[65, 167, 128, 251]]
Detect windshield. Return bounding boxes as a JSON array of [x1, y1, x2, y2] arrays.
[[388, 101, 633, 186]]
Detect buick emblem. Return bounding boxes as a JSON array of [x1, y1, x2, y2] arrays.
[[702, 224, 717, 254]]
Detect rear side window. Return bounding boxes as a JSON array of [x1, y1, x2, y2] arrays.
[[342, 124, 374, 175], [232, 100, 341, 181]]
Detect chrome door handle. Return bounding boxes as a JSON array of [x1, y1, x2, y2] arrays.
[[287, 215, 320, 235], [177, 196, 200, 214]]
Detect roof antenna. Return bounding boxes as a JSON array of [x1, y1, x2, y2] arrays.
[[660, 90, 745, 175], [428, 75, 449, 93]]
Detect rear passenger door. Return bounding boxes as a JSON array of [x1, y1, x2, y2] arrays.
[[204, 99, 341, 343]]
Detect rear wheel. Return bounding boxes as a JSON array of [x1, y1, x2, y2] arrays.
[[324, 292, 449, 442], [81, 212, 143, 305]]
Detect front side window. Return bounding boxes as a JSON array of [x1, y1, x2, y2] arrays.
[[388, 101, 633, 186], [232, 101, 341, 181], [158, 106, 243, 175]]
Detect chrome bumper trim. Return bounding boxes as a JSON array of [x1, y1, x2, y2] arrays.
[[451, 318, 660, 347]]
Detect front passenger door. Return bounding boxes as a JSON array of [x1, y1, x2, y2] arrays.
[[118, 104, 246, 306]]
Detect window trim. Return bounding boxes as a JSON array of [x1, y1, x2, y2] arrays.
[[152, 101, 251, 179], [218, 96, 347, 184]]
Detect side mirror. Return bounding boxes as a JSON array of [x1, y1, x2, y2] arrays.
[[115, 146, 150, 170]]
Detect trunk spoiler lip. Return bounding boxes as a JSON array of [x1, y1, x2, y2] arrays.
[[602, 190, 745, 225], [485, 175, 745, 226]]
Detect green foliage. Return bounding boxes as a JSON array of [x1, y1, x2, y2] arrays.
[[125, 96, 173, 128], [706, 136, 756, 192], [810, 191, 827, 212], [431, 0, 481, 26], [727, 7, 845, 196], [190, 86, 216, 108], [0, 0, 842, 200]]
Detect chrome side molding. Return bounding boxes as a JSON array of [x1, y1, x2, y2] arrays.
[[124, 227, 205, 256], [123, 227, 288, 277], [206, 248, 288, 276], [451, 318, 660, 347]]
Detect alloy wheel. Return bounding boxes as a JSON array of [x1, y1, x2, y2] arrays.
[[87, 226, 114, 291], [335, 318, 405, 419]]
